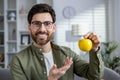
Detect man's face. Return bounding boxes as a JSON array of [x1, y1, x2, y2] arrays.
[[28, 13, 56, 45]]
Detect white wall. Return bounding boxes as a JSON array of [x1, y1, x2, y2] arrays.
[[114, 0, 120, 41], [106, 0, 120, 42], [113, 0, 120, 56], [53, 0, 105, 23]]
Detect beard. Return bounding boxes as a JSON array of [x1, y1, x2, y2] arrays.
[[30, 31, 54, 45]]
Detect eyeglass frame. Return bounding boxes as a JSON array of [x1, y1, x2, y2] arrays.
[[30, 21, 54, 29]]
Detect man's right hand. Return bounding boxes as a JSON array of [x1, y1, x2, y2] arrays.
[[48, 57, 73, 80]]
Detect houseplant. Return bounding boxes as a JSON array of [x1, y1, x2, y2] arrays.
[[101, 41, 120, 74]]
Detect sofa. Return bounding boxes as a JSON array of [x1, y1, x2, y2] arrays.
[[0, 67, 120, 80], [75, 67, 120, 80], [0, 68, 12, 80]]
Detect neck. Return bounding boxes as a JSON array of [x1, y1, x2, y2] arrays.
[[33, 42, 52, 53]]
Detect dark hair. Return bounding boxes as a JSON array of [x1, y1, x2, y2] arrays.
[[27, 3, 56, 24]]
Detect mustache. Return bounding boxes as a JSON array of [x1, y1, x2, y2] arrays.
[[35, 31, 48, 36]]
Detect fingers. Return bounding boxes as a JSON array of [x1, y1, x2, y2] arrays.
[[83, 32, 100, 50], [52, 64, 57, 70], [83, 32, 91, 38], [49, 57, 73, 80], [59, 57, 73, 71], [51, 56, 73, 72], [84, 32, 100, 44], [64, 57, 73, 66]]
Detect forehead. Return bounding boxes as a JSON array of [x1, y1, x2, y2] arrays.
[[32, 13, 52, 21]]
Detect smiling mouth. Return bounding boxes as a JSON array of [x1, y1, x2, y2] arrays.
[[37, 34, 47, 39]]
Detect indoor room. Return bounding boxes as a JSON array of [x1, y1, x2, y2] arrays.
[[0, 0, 120, 80]]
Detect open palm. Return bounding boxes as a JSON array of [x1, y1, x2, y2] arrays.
[[48, 57, 73, 80]]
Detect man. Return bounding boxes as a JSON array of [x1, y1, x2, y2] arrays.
[[10, 3, 104, 80]]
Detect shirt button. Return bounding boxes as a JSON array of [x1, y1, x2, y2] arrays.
[[44, 71, 46, 74], [40, 49, 42, 51], [41, 58, 43, 61]]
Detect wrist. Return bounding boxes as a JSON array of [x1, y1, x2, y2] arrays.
[[48, 76, 57, 80], [92, 46, 100, 52]]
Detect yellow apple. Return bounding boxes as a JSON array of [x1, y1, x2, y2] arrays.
[[78, 39, 92, 52]]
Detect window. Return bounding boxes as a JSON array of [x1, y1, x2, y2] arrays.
[[55, 2, 106, 54], [71, 4, 106, 42]]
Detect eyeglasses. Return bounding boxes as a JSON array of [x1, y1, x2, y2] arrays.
[[31, 21, 53, 29]]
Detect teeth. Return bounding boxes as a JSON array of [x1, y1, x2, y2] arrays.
[[37, 34, 46, 38]]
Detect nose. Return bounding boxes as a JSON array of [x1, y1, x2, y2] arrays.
[[38, 24, 46, 31]]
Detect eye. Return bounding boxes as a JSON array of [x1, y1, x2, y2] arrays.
[[44, 22, 50, 26], [32, 21, 42, 26], [44, 21, 53, 26], [33, 21, 41, 25]]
